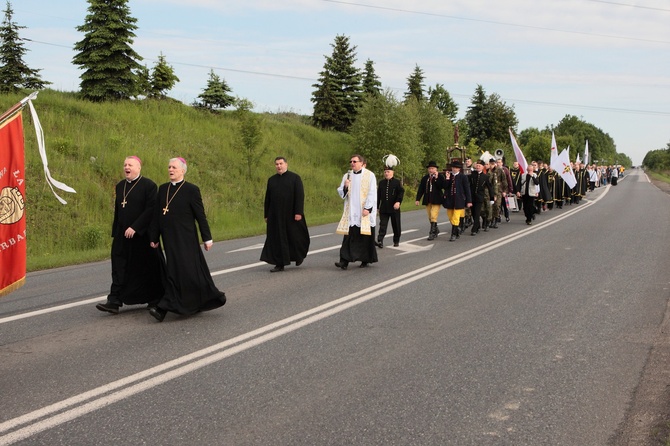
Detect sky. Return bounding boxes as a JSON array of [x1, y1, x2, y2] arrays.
[[14, 0, 670, 165]]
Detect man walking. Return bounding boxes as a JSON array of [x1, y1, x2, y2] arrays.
[[376, 165, 404, 248]]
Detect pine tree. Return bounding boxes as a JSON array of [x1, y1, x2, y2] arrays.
[[465, 84, 488, 147], [72, 0, 143, 101], [0, 0, 49, 93], [465, 84, 518, 149], [197, 69, 235, 110], [361, 59, 381, 97], [149, 52, 179, 98], [311, 34, 362, 132], [404, 64, 425, 103]]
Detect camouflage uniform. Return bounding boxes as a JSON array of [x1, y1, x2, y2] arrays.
[[488, 165, 507, 228]]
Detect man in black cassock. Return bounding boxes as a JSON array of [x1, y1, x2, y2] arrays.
[[97, 156, 164, 315], [148, 157, 226, 322], [260, 156, 310, 272]]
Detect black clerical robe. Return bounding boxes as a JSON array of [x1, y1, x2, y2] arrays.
[[260, 170, 310, 267], [109, 176, 164, 305], [151, 181, 226, 315]]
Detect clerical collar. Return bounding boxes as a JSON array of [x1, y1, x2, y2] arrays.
[[127, 174, 141, 183], [170, 180, 185, 186], [353, 170, 362, 174]]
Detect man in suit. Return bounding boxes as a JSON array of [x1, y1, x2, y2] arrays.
[[443, 160, 472, 242], [376, 166, 404, 248]]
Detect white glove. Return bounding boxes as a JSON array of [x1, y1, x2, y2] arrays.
[[489, 200, 494, 205]]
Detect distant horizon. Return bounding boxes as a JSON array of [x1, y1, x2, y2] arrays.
[[16, 0, 670, 165]]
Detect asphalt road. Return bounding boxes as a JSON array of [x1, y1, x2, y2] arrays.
[[1, 169, 669, 445]]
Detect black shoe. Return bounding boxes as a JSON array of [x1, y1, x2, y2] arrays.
[[149, 307, 167, 322], [393, 242, 399, 247], [375, 241, 383, 248], [335, 262, 348, 270], [96, 302, 120, 314], [270, 265, 284, 272], [295, 258, 303, 266], [359, 262, 369, 268]]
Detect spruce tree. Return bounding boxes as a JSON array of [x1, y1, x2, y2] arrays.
[[0, 0, 49, 93], [361, 59, 381, 97], [197, 69, 235, 110], [72, 0, 143, 101], [404, 64, 425, 103], [311, 34, 362, 132], [149, 52, 179, 98]]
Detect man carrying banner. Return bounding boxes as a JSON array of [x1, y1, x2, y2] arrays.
[[97, 156, 164, 314]]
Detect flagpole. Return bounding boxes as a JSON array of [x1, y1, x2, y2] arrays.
[[0, 92, 38, 127]]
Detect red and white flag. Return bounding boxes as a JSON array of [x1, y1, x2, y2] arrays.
[[0, 108, 27, 296], [509, 128, 527, 174]]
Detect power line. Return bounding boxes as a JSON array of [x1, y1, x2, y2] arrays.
[[321, 0, 670, 45], [584, 0, 670, 12]]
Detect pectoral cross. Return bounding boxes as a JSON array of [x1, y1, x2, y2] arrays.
[[121, 200, 127, 208], [163, 207, 169, 215]]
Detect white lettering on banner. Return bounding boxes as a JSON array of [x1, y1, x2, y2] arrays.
[[0, 229, 26, 251], [0, 167, 6, 180], [12, 169, 24, 186]]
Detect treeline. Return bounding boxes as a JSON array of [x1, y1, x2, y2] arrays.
[[643, 143, 670, 170]]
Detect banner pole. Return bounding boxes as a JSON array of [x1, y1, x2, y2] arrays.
[[0, 92, 38, 126]]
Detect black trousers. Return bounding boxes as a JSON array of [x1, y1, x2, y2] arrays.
[[471, 201, 483, 233], [522, 195, 536, 223], [377, 211, 401, 244]]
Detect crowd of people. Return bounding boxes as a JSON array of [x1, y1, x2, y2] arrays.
[[97, 153, 624, 321]]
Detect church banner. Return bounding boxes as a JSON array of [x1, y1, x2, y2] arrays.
[[0, 110, 26, 297]]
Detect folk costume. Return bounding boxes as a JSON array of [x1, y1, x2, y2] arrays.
[[336, 168, 378, 269], [106, 175, 164, 309], [416, 161, 446, 240], [376, 168, 404, 248], [443, 161, 472, 241], [260, 170, 310, 271], [151, 180, 226, 317]]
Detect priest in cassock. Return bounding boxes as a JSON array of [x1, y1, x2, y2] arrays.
[[148, 157, 226, 322], [97, 156, 164, 315], [260, 156, 310, 272], [335, 154, 378, 270]]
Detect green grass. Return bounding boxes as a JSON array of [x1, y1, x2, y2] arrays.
[[1, 90, 363, 271], [648, 170, 670, 183]]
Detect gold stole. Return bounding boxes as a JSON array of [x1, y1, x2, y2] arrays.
[[336, 170, 372, 235]]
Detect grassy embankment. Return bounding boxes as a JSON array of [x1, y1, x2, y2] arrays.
[[1, 90, 385, 271]]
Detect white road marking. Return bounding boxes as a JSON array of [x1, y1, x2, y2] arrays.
[[0, 189, 610, 444]]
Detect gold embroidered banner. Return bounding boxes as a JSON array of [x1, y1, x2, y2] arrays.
[[0, 110, 26, 297]]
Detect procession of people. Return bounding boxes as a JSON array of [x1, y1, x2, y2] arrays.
[[98, 150, 612, 322]]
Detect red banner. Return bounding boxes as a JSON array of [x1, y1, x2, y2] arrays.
[[0, 110, 26, 297]]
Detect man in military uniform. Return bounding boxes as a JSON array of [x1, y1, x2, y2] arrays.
[[487, 158, 507, 228], [376, 166, 404, 248], [468, 160, 494, 236]]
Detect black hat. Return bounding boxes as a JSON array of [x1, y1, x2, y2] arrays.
[[451, 160, 463, 168], [426, 161, 438, 168], [476, 160, 486, 166], [489, 158, 496, 164], [384, 165, 394, 171]]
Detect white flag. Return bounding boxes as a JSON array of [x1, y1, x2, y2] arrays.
[[550, 131, 558, 167], [583, 140, 589, 165]]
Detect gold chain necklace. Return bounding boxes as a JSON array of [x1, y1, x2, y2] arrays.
[[121, 176, 142, 208], [162, 181, 186, 215]]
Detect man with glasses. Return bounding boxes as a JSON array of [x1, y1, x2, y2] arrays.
[[335, 154, 378, 270]]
